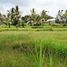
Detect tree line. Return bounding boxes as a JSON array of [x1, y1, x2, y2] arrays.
[[0, 5, 53, 27], [0, 5, 67, 27]]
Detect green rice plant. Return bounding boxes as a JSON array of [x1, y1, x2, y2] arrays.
[[0, 31, 67, 67]]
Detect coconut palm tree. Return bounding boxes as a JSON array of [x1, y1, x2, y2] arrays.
[[30, 8, 37, 25], [30, 8, 41, 26], [7, 5, 21, 27]]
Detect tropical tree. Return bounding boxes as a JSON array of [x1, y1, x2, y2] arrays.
[[30, 8, 37, 25], [6, 10, 11, 27], [41, 10, 48, 21], [35, 15, 41, 26], [6, 5, 21, 27], [56, 10, 64, 23], [41, 10, 53, 25], [63, 10, 67, 23], [2, 15, 8, 25], [0, 13, 2, 23], [11, 8, 15, 24], [12, 6, 20, 26], [0, 12, 10, 26], [30, 8, 42, 26]]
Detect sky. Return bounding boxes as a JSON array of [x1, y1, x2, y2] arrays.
[[0, 0, 67, 17]]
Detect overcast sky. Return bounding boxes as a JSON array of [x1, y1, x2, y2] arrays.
[[0, 0, 67, 17]]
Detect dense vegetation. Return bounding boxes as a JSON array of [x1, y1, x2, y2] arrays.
[[0, 5, 67, 67], [0, 5, 67, 28], [0, 31, 67, 67]]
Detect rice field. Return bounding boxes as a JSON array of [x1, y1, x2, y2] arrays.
[[0, 31, 67, 67]]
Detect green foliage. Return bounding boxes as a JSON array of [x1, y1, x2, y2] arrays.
[[1, 6, 67, 27], [0, 31, 67, 67], [11, 5, 20, 26], [63, 10, 67, 19]]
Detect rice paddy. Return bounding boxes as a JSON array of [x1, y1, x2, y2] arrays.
[[0, 31, 67, 67]]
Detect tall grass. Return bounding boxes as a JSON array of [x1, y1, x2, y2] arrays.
[[0, 31, 67, 67]]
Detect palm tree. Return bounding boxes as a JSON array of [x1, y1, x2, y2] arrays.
[[41, 10, 48, 21], [30, 8, 37, 25], [30, 8, 41, 26], [55, 10, 64, 24], [11, 8, 15, 22], [35, 15, 41, 25], [9, 5, 21, 26], [0, 13, 2, 23], [7, 10, 11, 27], [63, 10, 67, 23]]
